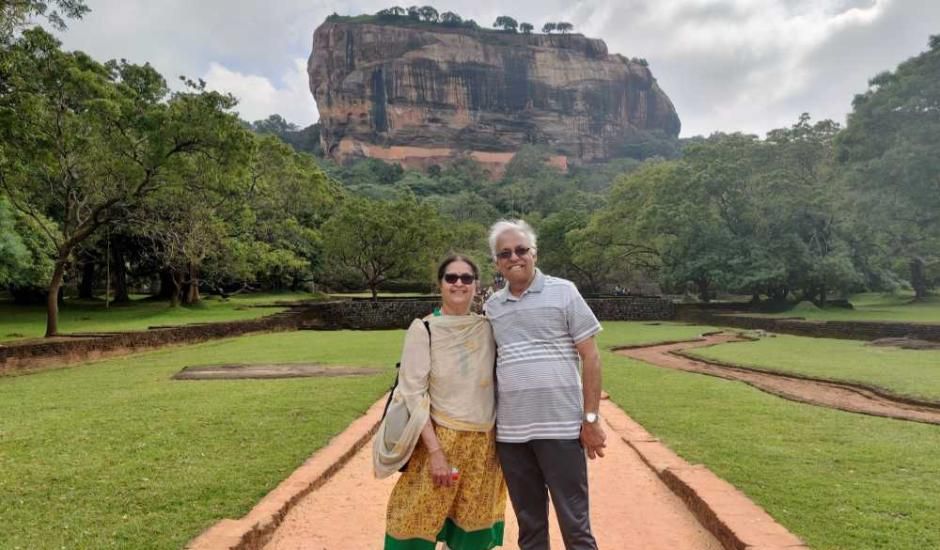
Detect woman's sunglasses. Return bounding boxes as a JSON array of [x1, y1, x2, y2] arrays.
[[495, 246, 532, 261], [443, 273, 476, 285]]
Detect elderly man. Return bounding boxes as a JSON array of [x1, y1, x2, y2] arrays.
[[484, 219, 606, 550]]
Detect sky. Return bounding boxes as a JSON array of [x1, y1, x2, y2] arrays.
[[53, 0, 940, 138]]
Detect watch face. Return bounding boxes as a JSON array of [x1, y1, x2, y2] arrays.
[[585, 412, 598, 423]]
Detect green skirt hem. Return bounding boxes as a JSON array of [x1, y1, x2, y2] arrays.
[[385, 518, 505, 550]]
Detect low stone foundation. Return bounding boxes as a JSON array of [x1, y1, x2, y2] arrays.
[[2, 296, 678, 373], [298, 296, 677, 330], [0, 310, 302, 374], [586, 296, 677, 322], [680, 310, 940, 343], [297, 299, 439, 330]]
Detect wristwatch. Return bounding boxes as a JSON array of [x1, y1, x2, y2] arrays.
[[583, 412, 599, 424]]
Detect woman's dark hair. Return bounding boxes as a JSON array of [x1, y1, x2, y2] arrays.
[[436, 254, 480, 282]]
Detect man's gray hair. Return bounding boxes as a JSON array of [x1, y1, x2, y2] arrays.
[[488, 219, 537, 258]]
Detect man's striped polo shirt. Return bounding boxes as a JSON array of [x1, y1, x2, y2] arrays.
[[484, 269, 602, 443]]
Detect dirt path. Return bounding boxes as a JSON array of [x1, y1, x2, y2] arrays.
[[616, 333, 940, 425], [264, 405, 723, 550]]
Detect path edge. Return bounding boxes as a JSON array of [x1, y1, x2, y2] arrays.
[[187, 394, 809, 550], [601, 399, 809, 550], [185, 396, 387, 550], [672, 346, 940, 410]]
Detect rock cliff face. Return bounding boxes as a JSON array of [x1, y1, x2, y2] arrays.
[[308, 21, 680, 173]]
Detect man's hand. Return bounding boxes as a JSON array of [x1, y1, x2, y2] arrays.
[[580, 421, 607, 459]]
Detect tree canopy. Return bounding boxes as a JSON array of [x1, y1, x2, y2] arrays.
[[836, 36, 940, 299]]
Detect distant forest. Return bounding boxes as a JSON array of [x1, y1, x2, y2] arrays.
[[2, 2, 938, 337]]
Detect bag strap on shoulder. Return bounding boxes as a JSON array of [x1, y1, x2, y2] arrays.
[[382, 318, 432, 419]]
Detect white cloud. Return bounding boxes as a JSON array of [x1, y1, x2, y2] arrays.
[[52, 0, 940, 136], [202, 58, 317, 125]]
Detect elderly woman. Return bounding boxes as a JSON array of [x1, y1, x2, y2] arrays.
[[374, 254, 507, 550]]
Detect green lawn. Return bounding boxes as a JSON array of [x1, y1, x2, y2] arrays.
[[597, 321, 714, 348], [745, 292, 940, 323], [684, 334, 940, 402], [0, 292, 315, 343], [0, 329, 401, 549], [5, 321, 938, 549], [601, 336, 940, 550], [327, 292, 432, 298]]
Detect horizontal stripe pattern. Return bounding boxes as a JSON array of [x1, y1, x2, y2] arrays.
[[485, 271, 601, 443]]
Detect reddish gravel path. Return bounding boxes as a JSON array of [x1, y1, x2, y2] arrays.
[[616, 333, 940, 425], [264, 404, 723, 550]]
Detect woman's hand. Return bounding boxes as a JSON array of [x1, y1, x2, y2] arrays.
[[427, 448, 454, 488]]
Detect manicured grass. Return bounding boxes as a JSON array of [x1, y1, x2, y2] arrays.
[[0, 321, 713, 548], [685, 334, 940, 402], [6, 321, 937, 549], [747, 292, 940, 324], [0, 329, 403, 549], [328, 292, 431, 298], [602, 340, 940, 550], [0, 292, 315, 342], [596, 321, 715, 348]]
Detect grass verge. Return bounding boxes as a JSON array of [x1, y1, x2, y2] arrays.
[[600, 329, 940, 550], [684, 334, 940, 402], [6, 322, 937, 549], [0, 292, 315, 343], [0, 329, 401, 549], [746, 292, 940, 324], [597, 321, 714, 348]]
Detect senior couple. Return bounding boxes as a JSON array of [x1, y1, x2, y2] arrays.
[[374, 219, 607, 550]]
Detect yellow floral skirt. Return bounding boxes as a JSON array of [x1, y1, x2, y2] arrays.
[[385, 426, 507, 550]]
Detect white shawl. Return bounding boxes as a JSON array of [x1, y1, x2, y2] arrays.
[[373, 313, 496, 478]]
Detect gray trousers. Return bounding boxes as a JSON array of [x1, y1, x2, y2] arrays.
[[496, 439, 597, 550]]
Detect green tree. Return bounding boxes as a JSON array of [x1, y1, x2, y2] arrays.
[[579, 161, 696, 296], [541, 22, 556, 34], [0, 0, 88, 42], [376, 7, 406, 18], [322, 195, 445, 300], [250, 115, 322, 157], [241, 134, 339, 290], [535, 210, 611, 293], [836, 36, 940, 299], [418, 6, 438, 22], [440, 11, 462, 26], [493, 16, 518, 32], [0, 29, 249, 334], [556, 22, 573, 34], [520, 22, 534, 34], [0, 194, 57, 295]]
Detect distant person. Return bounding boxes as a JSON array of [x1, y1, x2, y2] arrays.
[[374, 254, 507, 550], [485, 219, 606, 550]]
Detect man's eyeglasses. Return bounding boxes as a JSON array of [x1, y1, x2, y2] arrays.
[[495, 246, 532, 261], [443, 273, 476, 285]]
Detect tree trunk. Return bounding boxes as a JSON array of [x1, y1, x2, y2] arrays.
[[157, 269, 176, 300], [79, 259, 96, 300], [45, 257, 69, 337], [910, 257, 928, 301], [182, 263, 200, 305], [169, 271, 183, 307], [370, 282, 378, 302], [696, 279, 711, 302], [112, 240, 130, 303], [768, 286, 789, 304]]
